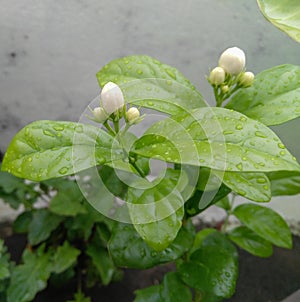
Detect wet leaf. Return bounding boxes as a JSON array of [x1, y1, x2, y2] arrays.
[[1, 121, 123, 181], [257, 0, 300, 42], [226, 65, 300, 126], [233, 203, 292, 248], [96, 55, 206, 115]]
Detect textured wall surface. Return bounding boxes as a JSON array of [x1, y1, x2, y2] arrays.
[[0, 0, 299, 221]]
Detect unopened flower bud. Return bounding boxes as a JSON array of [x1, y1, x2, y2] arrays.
[[100, 82, 125, 115], [92, 107, 107, 123], [218, 47, 246, 75], [239, 71, 255, 87], [221, 85, 230, 94], [209, 67, 226, 85], [126, 107, 140, 123]]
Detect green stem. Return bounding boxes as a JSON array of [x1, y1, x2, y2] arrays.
[[195, 290, 203, 302], [103, 121, 116, 136], [129, 156, 146, 178], [113, 119, 120, 133], [221, 193, 237, 233]]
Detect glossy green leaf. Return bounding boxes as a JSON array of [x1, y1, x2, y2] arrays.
[[179, 232, 238, 300], [96, 55, 206, 115], [52, 241, 81, 274], [108, 220, 194, 269], [127, 171, 185, 251], [0, 240, 10, 281], [1, 120, 124, 181], [28, 209, 64, 245], [226, 65, 300, 126], [189, 228, 217, 256], [268, 170, 300, 196], [233, 203, 292, 248], [49, 181, 87, 216], [87, 240, 115, 285], [257, 0, 300, 42], [228, 226, 273, 257], [219, 172, 271, 202], [132, 107, 300, 172], [7, 247, 52, 302], [13, 211, 32, 234], [67, 291, 91, 302], [135, 285, 163, 302]]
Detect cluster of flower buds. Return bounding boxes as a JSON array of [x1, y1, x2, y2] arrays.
[[89, 81, 143, 132], [208, 47, 255, 89]]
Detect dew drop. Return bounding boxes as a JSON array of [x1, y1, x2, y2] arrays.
[[255, 131, 267, 138], [165, 69, 176, 79], [223, 130, 234, 135], [279, 151, 286, 156], [257, 177, 266, 184], [236, 163, 243, 171], [242, 156, 247, 161], [263, 185, 269, 191], [59, 167, 69, 175], [137, 69, 143, 75], [235, 124, 243, 130], [75, 125, 83, 133], [53, 125, 65, 131], [278, 143, 285, 149], [43, 130, 55, 137], [239, 116, 247, 122], [147, 101, 154, 106]]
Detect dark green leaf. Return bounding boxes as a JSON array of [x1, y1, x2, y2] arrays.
[[108, 220, 194, 269], [228, 226, 273, 257], [49, 181, 87, 216], [2, 121, 123, 181], [52, 241, 81, 274], [66, 291, 91, 302], [134, 285, 163, 302], [7, 247, 53, 302], [189, 228, 217, 256], [28, 209, 64, 245], [257, 0, 300, 42], [268, 170, 300, 196], [132, 107, 300, 172], [226, 65, 300, 126], [233, 203, 292, 248], [13, 211, 33, 234], [0, 240, 11, 280], [96, 55, 206, 115]]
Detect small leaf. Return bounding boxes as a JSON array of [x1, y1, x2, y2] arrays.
[[52, 241, 81, 274], [13, 211, 33, 234], [7, 247, 53, 302], [108, 220, 194, 269], [226, 64, 300, 126], [0, 240, 11, 280], [228, 226, 273, 257], [2, 121, 123, 181], [28, 209, 64, 245], [219, 171, 271, 202], [257, 0, 300, 42], [268, 170, 300, 196], [96, 55, 206, 115], [134, 285, 163, 302], [233, 203, 292, 248]]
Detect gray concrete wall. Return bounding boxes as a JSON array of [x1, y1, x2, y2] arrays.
[[0, 0, 300, 221]]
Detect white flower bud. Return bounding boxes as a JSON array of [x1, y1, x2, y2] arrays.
[[221, 85, 230, 94], [126, 107, 140, 123], [100, 82, 125, 115], [218, 47, 246, 75], [92, 107, 108, 123], [239, 71, 255, 87], [209, 67, 226, 85]]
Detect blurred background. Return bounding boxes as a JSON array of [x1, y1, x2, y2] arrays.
[[0, 0, 299, 222]]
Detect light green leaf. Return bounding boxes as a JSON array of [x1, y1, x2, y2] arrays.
[[7, 247, 52, 302], [226, 65, 300, 126], [96, 55, 206, 115], [2, 120, 123, 181], [257, 0, 300, 42], [108, 220, 194, 269], [134, 285, 163, 302], [228, 226, 273, 257], [86, 241, 115, 285], [49, 181, 87, 216], [233, 203, 292, 248], [218, 171, 271, 202], [132, 107, 300, 172], [52, 241, 81, 274], [268, 170, 300, 196], [28, 209, 64, 245]]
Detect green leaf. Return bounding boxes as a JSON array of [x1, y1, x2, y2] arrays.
[[13, 211, 32, 234], [179, 232, 238, 300], [134, 285, 163, 302], [108, 220, 194, 269], [132, 107, 300, 172], [233, 203, 292, 248], [52, 241, 81, 274], [189, 228, 217, 256], [49, 181, 87, 216], [268, 170, 300, 196], [96, 55, 206, 115], [66, 291, 91, 302], [7, 247, 53, 302], [127, 171, 185, 251], [86, 241, 115, 285], [0, 240, 11, 281], [219, 172, 271, 202], [28, 209, 64, 245], [257, 0, 300, 42], [2, 120, 123, 181], [226, 65, 300, 126], [228, 226, 273, 257]]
